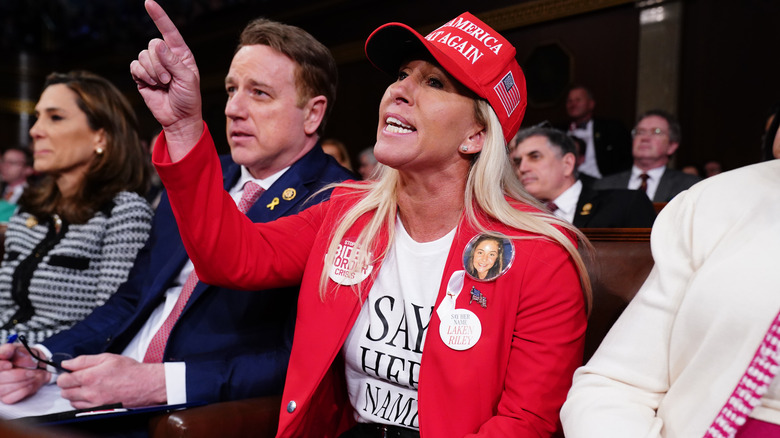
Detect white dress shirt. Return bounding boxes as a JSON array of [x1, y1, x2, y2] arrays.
[[627, 165, 665, 202], [126, 165, 288, 403], [569, 120, 602, 179], [2, 183, 26, 204], [551, 180, 583, 224]]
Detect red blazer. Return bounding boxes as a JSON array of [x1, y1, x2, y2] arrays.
[[154, 125, 587, 437]]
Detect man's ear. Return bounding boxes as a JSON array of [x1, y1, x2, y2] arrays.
[[460, 127, 486, 155], [303, 96, 327, 136], [562, 152, 576, 176], [667, 141, 680, 156]]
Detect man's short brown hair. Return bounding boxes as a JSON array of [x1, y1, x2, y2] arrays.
[[239, 19, 338, 136]]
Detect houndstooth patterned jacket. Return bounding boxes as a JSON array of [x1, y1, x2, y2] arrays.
[[0, 191, 153, 343]]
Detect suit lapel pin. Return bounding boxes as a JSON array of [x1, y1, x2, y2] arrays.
[[282, 188, 296, 201], [267, 197, 280, 210], [579, 203, 592, 216], [469, 286, 487, 308]]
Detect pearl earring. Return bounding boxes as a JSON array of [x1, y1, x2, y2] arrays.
[[95, 147, 104, 155], [460, 145, 468, 152]]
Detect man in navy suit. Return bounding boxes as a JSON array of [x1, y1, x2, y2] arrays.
[[512, 126, 655, 228], [594, 110, 701, 203], [0, 18, 353, 409]]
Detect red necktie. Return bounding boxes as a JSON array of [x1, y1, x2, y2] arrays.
[[143, 181, 265, 363], [639, 173, 650, 192], [545, 201, 559, 213]]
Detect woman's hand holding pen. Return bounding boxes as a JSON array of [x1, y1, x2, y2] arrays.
[[0, 343, 50, 404], [130, 0, 203, 162]]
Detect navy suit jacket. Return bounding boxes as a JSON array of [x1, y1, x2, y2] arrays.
[[44, 145, 355, 403], [572, 184, 656, 228], [594, 167, 702, 203]]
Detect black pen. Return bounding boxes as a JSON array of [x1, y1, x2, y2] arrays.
[[16, 334, 73, 373]]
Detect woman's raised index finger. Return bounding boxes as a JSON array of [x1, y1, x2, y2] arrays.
[[145, 0, 187, 50]]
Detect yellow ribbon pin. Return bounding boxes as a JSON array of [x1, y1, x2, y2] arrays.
[[267, 197, 280, 210]]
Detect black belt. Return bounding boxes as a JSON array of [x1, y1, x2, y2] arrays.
[[340, 423, 420, 438]]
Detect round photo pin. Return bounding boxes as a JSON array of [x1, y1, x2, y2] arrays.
[[462, 233, 514, 282]]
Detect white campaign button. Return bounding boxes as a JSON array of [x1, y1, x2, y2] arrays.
[[328, 239, 373, 285], [439, 308, 482, 351]]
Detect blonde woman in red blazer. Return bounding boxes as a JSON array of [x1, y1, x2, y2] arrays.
[[132, 1, 591, 436]]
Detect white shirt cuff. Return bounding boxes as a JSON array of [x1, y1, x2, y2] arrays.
[[32, 343, 58, 384], [164, 362, 187, 404], [32, 343, 53, 360]]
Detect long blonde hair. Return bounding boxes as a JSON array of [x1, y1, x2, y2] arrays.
[[319, 100, 592, 314]]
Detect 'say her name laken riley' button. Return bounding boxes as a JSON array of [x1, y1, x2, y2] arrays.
[[439, 308, 482, 351]]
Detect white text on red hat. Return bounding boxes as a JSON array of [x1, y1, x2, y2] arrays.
[[425, 16, 504, 65]]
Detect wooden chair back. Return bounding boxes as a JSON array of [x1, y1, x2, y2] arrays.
[[580, 228, 653, 362]]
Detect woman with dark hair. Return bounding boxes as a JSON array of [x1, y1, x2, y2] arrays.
[[133, 1, 590, 436], [466, 235, 504, 281], [0, 71, 153, 343]]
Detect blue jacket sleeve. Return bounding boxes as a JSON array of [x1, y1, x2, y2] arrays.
[[42, 232, 152, 357]]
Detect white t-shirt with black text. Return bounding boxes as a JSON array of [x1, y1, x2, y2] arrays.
[[343, 218, 455, 429]]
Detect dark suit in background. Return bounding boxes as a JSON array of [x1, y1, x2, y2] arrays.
[[565, 118, 633, 177], [573, 185, 656, 228], [43, 146, 354, 403], [590, 119, 633, 177], [594, 168, 701, 203]]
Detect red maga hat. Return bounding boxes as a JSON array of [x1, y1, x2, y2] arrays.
[[365, 12, 526, 144]]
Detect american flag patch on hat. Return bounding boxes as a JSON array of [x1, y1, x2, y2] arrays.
[[493, 71, 522, 117]]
